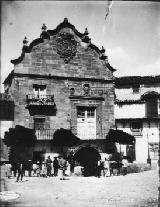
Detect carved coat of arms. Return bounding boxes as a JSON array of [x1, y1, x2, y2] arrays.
[[56, 32, 77, 63]]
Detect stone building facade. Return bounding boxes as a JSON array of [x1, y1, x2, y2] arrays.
[[4, 18, 116, 163], [115, 76, 160, 163]]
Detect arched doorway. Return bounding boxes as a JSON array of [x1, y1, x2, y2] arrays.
[[74, 147, 101, 176]]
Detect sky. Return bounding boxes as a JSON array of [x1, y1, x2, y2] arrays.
[[1, 1, 160, 90]]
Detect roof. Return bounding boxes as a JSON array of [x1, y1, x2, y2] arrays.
[[3, 70, 14, 85], [10, 18, 116, 73], [115, 75, 160, 87], [115, 75, 160, 103]]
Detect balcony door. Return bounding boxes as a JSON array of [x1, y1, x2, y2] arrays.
[[33, 85, 46, 98], [77, 106, 96, 140]]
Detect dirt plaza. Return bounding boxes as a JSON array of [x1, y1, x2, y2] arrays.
[[1, 168, 159, 207]]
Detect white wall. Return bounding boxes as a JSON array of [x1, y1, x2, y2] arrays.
[[0, 121, 13, 138], [135, 136, 148, 163], [115, 104, 145, 119], [116, 125, 159, 163]]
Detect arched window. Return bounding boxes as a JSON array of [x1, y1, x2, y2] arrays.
[[141, 92, 159, 117], [145, 98, 158, 117]]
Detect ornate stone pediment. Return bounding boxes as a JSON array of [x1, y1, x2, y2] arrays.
[[56, 32, 77, 64]]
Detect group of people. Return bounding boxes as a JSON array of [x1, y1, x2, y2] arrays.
[[0, 155, 73, 182], [96, 156, 129, 177], [0, 155, 129, 183]]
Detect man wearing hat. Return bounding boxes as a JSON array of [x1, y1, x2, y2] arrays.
[[53, 157, 58, 176]]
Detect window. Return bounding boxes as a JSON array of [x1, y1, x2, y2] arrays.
[[87, 108, 95, 118], [132, 84, 140, 93], [145, 98, 158, 117], [33, 85, 46, 96], [77, 106, 85, 118], [34, 116, 45, 130], [77, 106, 95, 118], [149, 143, 159, 160], [131, 121, 142, 132]]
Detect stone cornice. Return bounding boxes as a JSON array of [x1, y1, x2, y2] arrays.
[[116, 117, 160, 121], [69, 96, 104, 101], [4, 72, 114, 84], [115, 100, 144, 104]]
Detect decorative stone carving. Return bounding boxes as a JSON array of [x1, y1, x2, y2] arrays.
[[70, 88, 75, 95], [83, 84, 90, 96], [56, 32, 77, 64]]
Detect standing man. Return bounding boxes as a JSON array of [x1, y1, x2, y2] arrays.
[[104, 158, 110, 177], [16, 161, 25, 182], [53, 157, 58, 176], [28, 160, 33, 177], [70, 158, 75, 176], [122, 156, 128, 176], [46, 156, 52, 177], [58, 155, 67, 180]]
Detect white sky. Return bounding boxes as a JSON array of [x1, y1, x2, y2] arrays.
[[1, 1, 160, 89]]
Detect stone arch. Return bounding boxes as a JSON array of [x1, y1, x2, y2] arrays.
[[141, 91, 159, 100], [73, 143, 101, 176], [73, 143, 102, 156]]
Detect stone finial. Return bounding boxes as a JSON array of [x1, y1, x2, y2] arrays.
[[41, 23, 47, 31], [23, 36, 28, 45], [64, 18, 68, 23], [84, 28, 89, 36], [101, 46, 105, 54], [40, 24, 50, 40], [82, 28, 90, 44]]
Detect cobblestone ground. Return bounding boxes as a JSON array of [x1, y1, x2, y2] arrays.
[[1, 169, 159, 207]]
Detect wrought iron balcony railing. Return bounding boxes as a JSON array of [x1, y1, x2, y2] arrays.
[[34, 129, 56, 140], [131, 130, 142, 136], [26, 94, 55, 106]]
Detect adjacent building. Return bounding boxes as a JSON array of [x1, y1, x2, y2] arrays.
[[115, 76, 160, 163]]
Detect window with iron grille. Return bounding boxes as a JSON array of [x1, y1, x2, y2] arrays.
[[33, 117, 46, 129]]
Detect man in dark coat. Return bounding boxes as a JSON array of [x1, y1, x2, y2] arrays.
[[16, 161, 25, 182], [53, 157, 58, 176], [46, 156, 52, 177]]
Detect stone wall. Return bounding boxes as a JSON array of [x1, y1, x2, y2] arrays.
[[7, 21, 115, 155]]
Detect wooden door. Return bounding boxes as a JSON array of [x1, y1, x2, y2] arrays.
[[77, 106, 96, 139]]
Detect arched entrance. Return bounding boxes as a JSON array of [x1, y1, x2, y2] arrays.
[[74, 147, 101, 176]]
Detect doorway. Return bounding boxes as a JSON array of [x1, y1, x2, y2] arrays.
[[77, 106, 96, 140], [74, 147, 100, 176]]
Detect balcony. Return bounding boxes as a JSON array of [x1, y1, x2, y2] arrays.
[[35, 129, 56, 140], [131, 130, 142, 137], [26, 94, 56, 116], [26, 94, 55, 105]]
